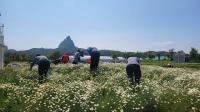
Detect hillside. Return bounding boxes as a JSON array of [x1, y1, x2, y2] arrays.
[[5, 36, 170, 57], [6, 36, 77, 56], [58, 36, 77, 54]]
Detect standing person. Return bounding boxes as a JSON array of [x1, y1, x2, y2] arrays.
[[87, 47, 100, 73], [61, 53, 70, 64], [30, 54, 50, 82], [126, 57, 141, 85]]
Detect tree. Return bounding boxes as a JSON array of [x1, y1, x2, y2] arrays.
[[149, 54, 155, 60], [48, 51, 61, 60], [134, 52, 144, 58], [169, 49, 174, 61], [123, 52, 130, 59], [4, 57, 10, 66], [16, 54, 20, 61], [147, 51, 155, 60], [199, 54, 200, 62], [157, 53, 161, 61], [189, 47, 198, 62], [111, 51, 118, 63]]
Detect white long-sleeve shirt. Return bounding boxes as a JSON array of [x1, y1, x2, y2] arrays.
[[127, 57, 139, 65]]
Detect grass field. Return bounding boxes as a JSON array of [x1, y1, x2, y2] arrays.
[[0, 63, 200, 112], [141, 60, 200, 70]]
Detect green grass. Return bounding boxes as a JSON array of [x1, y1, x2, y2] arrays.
[[174, 63, 200, 69], [141, 60, 170, 66], [141, 60, 200, 70]]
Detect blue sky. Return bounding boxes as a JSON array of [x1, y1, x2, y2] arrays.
[[0, 0, 200, 52]]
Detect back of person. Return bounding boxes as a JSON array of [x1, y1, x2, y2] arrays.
[[127, 57, 139, 65], [73, 52, 81, 64], [126, 57, 141, 85], [91, 50, 100, 63], [87, 47, 100, 73], [34, 56, 49, 65], [62, 53, 69, 63], [36, 55, 48, 61], [30, 55, 50, 82]]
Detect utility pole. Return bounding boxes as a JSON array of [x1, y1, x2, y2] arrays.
[[0, 13, 5, 69]]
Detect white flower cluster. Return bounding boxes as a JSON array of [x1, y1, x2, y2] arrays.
[[0, 63, 200, 112]]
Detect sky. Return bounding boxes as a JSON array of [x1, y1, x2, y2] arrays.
[[0, 0, 200, 52]]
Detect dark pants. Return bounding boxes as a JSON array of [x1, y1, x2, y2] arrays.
[[126, 64, 141, 84], [73, 58, 79, 64], [38, 60, 50, 81], [90, 51, 100, 72], [73, 57, 80, 64]]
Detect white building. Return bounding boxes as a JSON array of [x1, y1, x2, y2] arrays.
[[0, 23, 5, 69], [173, 51, 185, 63]]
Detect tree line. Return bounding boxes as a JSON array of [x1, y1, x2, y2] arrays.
[[4, 47, 200, 65], [111, 47, 200, 62]]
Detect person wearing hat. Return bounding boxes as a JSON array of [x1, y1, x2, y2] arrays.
[[126, 57, 141, 85], [87, 47, 100, 73], [30, 54, 50, 81]]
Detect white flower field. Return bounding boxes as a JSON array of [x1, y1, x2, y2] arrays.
[[0, 63, 200, 112]]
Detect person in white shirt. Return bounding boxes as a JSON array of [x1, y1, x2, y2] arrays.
[[126, 57, 141, 85]]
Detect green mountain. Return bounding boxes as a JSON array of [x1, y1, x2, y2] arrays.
[[6, 36, 77, 56]]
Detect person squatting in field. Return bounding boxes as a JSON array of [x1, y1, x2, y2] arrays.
[[61, 53, 70, 64], [73, 50, 80, 64], [30, 54, 50, 81], [87, 47, 100, 73], [126, 57, 141, 85], [73, 49, 84, 64]]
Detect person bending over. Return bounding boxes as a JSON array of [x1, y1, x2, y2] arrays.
[[126, 57, 141, 85], [30, 54, 50, 81]]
